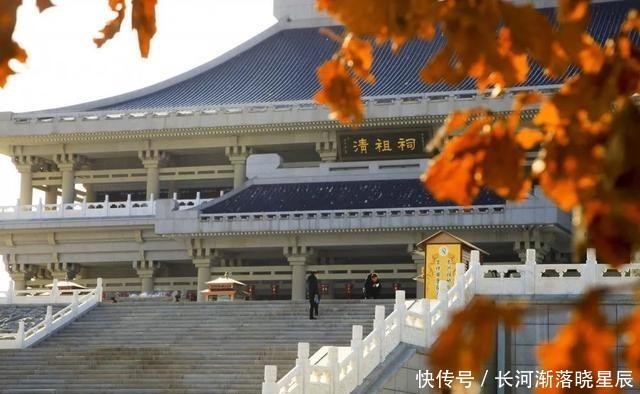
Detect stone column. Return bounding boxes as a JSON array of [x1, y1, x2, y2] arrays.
[[7, 263, 33, 291], [13, 156, 36, 206], [44, 186, 58, 205], [9, 272, 28, 291], [411, 252, 425, 299], [133, 260, 157, 295], [285, 246, 312, 301], [84, 184, 96, 202], [193, 257, 211, 302], [315, 141, 338, 162], [225, 146, 250, 189], [80, 163, 96, 202], [18, 168, 32, 206], [53, 154, 81, 204], [140, 150, 166, 200]]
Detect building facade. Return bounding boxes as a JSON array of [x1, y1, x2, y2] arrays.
[[0, 0, 628, 301]]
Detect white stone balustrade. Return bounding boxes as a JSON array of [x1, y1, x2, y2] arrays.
[[0, 278, 103, 349], [0, 195, 155, 220], [172, 192, 214, 210], [4, 279, 96, 305], [0, 193, 217, 221], [262, 248, 640, 394]]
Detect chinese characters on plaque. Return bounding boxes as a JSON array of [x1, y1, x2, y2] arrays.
[[339, 130, 431, 160]]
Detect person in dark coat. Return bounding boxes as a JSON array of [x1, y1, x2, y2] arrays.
[[307, 271, 319, 320], [364, 273, 381, 299]]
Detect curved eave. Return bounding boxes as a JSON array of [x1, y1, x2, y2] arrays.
[[0, 92, 549, 146]]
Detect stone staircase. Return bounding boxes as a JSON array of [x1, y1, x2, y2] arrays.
[[0, 299, 393, 394]]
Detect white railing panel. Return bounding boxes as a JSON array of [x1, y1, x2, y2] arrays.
[[0, 199, 155, 221], [336, 349, 358, 393], [308, 365, 332, 394], [383, 310, 401, 356], [1, 279, 103, 349], [276, 365, 302, 394], [263, 249, 640, 394], [360, 331, 381, 379]]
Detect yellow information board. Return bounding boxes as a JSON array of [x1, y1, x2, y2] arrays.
[[424, 243, 461, 299]]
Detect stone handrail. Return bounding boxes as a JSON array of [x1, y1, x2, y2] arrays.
[[0, 195, 155, 220], [171, 192, 215, 210], [1, 278, 96, 305], [262, 248, 640, 394], [0, 193, 218, 221], [0, 278, 103, 349]]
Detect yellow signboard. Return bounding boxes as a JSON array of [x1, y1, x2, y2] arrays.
[[424, 243, 461, 299]]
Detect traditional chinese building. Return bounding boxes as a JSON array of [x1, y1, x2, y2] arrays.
[[0, 0, 628, 301]]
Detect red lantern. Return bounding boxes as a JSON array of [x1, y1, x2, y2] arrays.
[[393, 282, 401, 291], [271, 283, 279, 299], [320, 283, 329, 296], [247, 284, 256, 300], [345, 282, 353, 299]]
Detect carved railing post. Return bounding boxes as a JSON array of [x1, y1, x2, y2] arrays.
[[261, 365, 277, 394], [351, 325, 364, 385], [16, 320, 24, 348], [395, 290, 407, 341], [374, 305, 386, 362], [296, 342, 310, 392], [524, 249, 536, 294], [328, 346, 339, 393]]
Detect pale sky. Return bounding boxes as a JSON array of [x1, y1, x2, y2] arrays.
[[0, 0, 277, 290]]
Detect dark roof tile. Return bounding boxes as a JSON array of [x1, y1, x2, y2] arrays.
[[201, 179, 504, 214], [95, 1, 635, 110]]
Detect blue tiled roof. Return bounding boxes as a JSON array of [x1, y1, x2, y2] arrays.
[[94, 1, 634, 111], [201, 180, 504, 214]]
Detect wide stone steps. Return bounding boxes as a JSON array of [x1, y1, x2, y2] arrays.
[[0, 299, 393, 393]]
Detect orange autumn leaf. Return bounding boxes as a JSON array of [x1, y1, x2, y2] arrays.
[[537, 290, 616, 394], [499, 2, 555, 69], [0, 0, 27, 88], [422, 116, 491, 206], [581, 199, 639, 267], [534, 101, 562, 129], [480, 122, 531, 201], [621, 307, 640, 378], [132, 0, 157, 58], [537, 137, 601, 212], [621, 9, 640, 33], [558, 0, 590, 23], [556, 0, 590, 59], [445, 111, 470, 133], [94, 0, 126, 49], [316, 0, 438, 50], [509, 91, 543, 130], [341, 34, 375, 83], [516, 128, 546, 150], [420, 44, 465, 87], [430, 297, 522, 379], [578, 34, 605, 74], [314, 59, 364, 124], [423, 148, 479, 207], [36, 0, 55, 12]]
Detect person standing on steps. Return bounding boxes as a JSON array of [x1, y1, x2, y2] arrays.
[[364, 272, 382, 299], [307, 271, 319, 320]]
